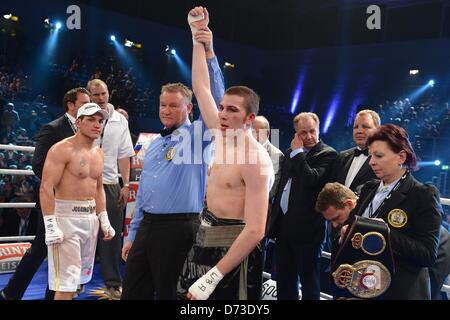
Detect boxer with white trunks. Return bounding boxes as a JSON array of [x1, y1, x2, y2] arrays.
[[40, 103, 115, 300]]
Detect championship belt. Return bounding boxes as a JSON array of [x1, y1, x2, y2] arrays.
[[330, 216, 395, 299]]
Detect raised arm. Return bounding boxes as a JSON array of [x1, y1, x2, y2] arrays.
[[189, 7, 220, 130]]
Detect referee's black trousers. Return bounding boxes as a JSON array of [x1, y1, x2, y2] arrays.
[[121, 213, 199, 300]]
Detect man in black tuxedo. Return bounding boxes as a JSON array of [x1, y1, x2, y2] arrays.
[[0, 87, 90, 300], [324, 110, 380, 294], [268, 112, 337, 300], [332, 109, 380, 194]]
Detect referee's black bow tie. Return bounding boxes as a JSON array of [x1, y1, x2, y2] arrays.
[[160, 127, 175, 137], [354, 148, 369, 157]]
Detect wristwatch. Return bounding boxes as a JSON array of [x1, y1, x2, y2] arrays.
[[123, 183, 130, 188]]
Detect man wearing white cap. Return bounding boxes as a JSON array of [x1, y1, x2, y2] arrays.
[[39, 103, 115, 300]]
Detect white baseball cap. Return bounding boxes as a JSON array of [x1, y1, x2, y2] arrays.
[[77, 103, 109, 120]]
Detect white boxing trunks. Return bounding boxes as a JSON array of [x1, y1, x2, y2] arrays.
[[48, 199, 99, 292]]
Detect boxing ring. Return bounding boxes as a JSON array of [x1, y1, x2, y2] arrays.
[[1, 143, 449, 300]]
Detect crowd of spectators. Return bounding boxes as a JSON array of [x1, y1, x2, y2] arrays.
[[1, 55, 450, 236], [0, 67, 57, 236]]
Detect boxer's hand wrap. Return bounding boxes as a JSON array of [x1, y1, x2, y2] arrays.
[[44, 215, 64, 245], [188, 266, 224, 300], [188, 12, 205, 43], [98, 211, 116, 239]]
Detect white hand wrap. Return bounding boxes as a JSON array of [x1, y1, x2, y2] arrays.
[[98, 211, 116, 238], [43, 215, 64, 245], [188, 12, 205, 43], [188, 266, 224, 300]]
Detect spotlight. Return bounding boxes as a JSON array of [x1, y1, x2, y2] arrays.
[[124, 38, 142, 49], [3, 13, 18, 21], [434, 160, 441, 166], [409, 69, 419, 75], [442, 165, 449, 171], [124, 39, 133, 47], [428, 80, 435, 87], [165, 45, 176, 56], [224, 62, 235, 69], [110, 35, 116, 41], [43, 18, 62, 30]]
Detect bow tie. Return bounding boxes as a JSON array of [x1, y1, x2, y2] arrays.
[[354, 148, 369, 157], [160, 127, 175, 137]]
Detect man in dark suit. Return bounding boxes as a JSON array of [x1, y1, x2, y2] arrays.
[[332, 109, 380, 194], [268, 112, 337, 300], [0, 195, 38, 237], [0, 87, 90, 300]]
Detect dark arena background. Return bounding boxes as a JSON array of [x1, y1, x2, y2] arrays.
[[0, 0, 449, 307]]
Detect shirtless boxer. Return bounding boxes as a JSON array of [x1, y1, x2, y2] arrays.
[[39, 103, 115, 300], [178, 7, 274, 300]]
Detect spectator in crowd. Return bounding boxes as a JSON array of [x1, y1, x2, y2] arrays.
[[1, 102, 20, 131], [0, 152, 7, 168], [0, 194, 38, 237]]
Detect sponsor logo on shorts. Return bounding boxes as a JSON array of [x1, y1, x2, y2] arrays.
[[72, 205, 96, 214]]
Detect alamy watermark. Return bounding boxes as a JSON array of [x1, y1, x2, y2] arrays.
[[64, 4, 380, 31], [366, 5, 381, 30], [160, 122, 280, 176], [66, 5, 81, 30]]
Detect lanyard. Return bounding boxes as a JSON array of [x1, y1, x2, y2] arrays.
[[368, 171, 408, 218]]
